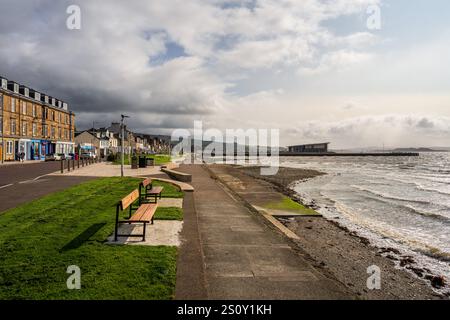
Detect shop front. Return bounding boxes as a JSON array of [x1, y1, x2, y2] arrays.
[[42, 140, 56, 155], [30, 140, 43, 161], [3, 138, 17, 161], [56, 141, 75, 156], [40, 140, 52, 158], [18, 139, 32, 160]]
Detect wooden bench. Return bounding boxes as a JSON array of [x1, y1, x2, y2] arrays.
[[114, 189, 158, 242], [139, 178, 164, 204]]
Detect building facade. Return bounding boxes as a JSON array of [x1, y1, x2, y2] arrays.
[[0, 76, 75, 161], [74, 131, 99, 156], [288, 143, 330, 153]]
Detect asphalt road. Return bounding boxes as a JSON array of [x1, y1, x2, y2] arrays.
[[0, 161, 62, 187], [0, 161, 95, 213]]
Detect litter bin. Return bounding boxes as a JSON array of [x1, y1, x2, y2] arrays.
[[146, 158, 154, 167], [139, 156, 147, 168], [131, 156, 138, 169]]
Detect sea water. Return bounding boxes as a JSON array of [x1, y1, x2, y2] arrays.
[[282, 152, 450, 291]]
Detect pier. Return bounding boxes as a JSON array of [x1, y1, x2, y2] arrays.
[[279, 152, 420, 157]]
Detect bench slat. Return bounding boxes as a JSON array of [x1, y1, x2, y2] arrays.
[[141, 178, 152, 188], [147, 186, 163, 195], [121, 189, 140, 210], [129, 203, 157, 222]]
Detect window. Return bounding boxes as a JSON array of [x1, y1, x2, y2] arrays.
[[0, 93, 3, 110], [32, 123, 37, 137], [59, 127, 62, 138], [51, 126, 55, 138], [58, 113, 61, 123], [22, 121, 27, 136], [7, 141, 13, 154], [11, 98, 16, 112], [32, 105, 36, 117], [0, 116, 2, 134], [52, 111, 55, 121], [43, 125, 48, 137], [11, 119, 16, 135], [22, 101, 27, 115]]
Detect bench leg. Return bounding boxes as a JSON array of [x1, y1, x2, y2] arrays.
[[114, 206, 120, 241], [142, 222, 147, 242]]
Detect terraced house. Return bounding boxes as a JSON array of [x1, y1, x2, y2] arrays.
[[0, 76, 75, 161]]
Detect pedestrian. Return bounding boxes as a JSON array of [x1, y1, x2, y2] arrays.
[[20, 152, 25, 162]]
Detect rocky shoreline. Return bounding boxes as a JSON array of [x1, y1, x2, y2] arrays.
[[235, 165, 449, 300]]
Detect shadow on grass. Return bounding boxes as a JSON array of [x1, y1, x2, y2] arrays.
[[60, 222, 107, 252]]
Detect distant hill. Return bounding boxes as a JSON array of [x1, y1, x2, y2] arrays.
[[393, 147, 435, 152], [330, 146, 450, 153]]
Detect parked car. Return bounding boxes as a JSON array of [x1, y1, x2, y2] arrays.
[[65, 153, 74, 160], [54, 153, 66, 161], [45, 154, 56, 161], [81, 152, 96, 159]]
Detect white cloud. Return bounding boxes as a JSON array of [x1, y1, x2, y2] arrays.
[[285, 114, 450, 148], [2, 0, 449, 150]]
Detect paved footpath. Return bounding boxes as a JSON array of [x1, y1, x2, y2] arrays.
[[176, 165, 353, 300]]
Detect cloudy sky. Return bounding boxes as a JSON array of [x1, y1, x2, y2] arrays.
[[1, 0, 449, 149]]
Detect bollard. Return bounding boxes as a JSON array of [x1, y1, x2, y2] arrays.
[[72, 159, 75, 171], [67, 159, 70, 172], [77, 159, 80, 169], [61, 159, 64, 173]]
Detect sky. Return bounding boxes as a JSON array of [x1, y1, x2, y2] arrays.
[[0, 0, 449, 149]]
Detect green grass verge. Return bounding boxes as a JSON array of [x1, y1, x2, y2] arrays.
[[0, 177, 178, 300], [155, 207, 183, 221], [150, 154, 171, 165], [112, 154, 171, 166], [154, 180, 184, 198], [263, 196, 320, 216]]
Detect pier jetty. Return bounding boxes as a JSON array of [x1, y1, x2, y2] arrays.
[[279, 152, 420, 157]]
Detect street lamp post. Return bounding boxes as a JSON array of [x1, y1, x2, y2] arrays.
[[120, 114, 129, 177], [91, 121, 100, 159]]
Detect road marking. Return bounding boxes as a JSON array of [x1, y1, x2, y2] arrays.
[[0, 184, 13, 190], [18, 174, 49, 184]]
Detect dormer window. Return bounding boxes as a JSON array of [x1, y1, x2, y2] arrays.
[[8, 82, 19, 93], [20, 86, 29, 97], [1, 79, 7, 89]]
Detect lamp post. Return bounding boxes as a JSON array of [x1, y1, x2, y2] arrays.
[[120, 114, 129, 177], [91, 121, 100, 159]]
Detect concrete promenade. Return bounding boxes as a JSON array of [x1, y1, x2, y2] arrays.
[[176, 164, 352, 299]]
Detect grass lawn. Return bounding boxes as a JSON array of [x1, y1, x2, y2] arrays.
[[154, 180, 184, 198], [155, 207, 183, 221], [0, 177, 180, 300], [263, 196, 320, 216], [112, 154, 171, 166]]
